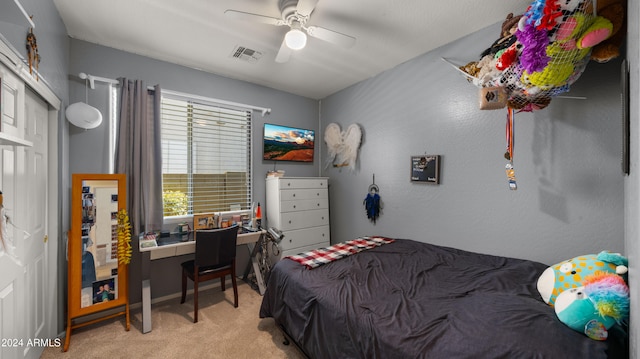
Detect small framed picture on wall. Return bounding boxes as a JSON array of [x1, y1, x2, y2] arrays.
[[410, 155, 441, 184]]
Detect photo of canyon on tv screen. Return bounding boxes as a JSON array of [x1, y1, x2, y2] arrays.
[[263, 123, 315, 162]]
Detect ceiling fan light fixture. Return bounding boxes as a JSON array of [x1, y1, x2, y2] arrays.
[[285, 28, 307, 50]]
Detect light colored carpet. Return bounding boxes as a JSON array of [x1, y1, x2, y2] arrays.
[[42, 282, 305, 358]]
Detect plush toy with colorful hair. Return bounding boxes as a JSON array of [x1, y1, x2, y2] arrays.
[[554, 271, 630, 340]]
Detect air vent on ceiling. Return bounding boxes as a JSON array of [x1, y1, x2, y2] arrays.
[[231, 46, 263, 63]]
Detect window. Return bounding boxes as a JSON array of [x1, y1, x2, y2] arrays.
[[161, 92, 252, 217]]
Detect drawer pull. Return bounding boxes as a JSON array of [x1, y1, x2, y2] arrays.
[[293, 205, 296, 208], [316, 193, 320, 196], [293, 193, 296, 197], [321, 216, 324, 220], [289, 220, 292, 224], [317, 203, 320, 206]]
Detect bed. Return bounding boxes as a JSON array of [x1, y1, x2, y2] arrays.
[[259, 238, 628, 358]]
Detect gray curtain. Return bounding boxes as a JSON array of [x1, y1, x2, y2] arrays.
[[114, 79, 163, 235]]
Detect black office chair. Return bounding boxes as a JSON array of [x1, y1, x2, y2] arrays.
[[180, 225, 239, 323]]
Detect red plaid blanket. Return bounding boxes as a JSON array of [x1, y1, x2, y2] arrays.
[[285, 236, 395, 269]]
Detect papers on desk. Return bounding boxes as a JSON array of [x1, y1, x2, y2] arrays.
[[139, 232, 158, 249], [243, 226, 266, 235]]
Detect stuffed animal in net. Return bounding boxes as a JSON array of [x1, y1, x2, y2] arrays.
[[536, 250, 628, 307], [554, 271, 629, 340], [590, 0, 626, 63], [459, 0, 616, 111]]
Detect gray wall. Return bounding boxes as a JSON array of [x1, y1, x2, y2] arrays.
[[0, 0, 69, 99], [625, 1, 639, 357], [320, 22, 625, 267], [68, 39, 320, 303]]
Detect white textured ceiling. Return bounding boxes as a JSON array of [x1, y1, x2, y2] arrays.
[[53, 0, 532, 99]]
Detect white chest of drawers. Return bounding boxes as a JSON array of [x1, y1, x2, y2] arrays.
[[266, 177, 331, 258]]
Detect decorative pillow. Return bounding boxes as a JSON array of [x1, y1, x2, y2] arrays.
[[536, 251, 628, 306]]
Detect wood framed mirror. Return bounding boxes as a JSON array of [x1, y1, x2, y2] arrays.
[[64, 173, 130, 351]]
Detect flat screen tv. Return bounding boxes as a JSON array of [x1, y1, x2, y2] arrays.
[[263, 123, 315, 162]]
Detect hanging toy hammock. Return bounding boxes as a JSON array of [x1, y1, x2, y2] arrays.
[[450, 0, 611, 112], [363, 175, 381, 223]]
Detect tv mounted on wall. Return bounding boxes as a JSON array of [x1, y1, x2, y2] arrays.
[[263, 123, 315, 162]]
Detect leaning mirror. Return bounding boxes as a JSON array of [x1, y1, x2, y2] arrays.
[[65, 173, 130, 351]]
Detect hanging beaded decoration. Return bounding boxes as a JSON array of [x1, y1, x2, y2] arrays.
[[505, 108, 518, 190], [26, 19, 40, 81]]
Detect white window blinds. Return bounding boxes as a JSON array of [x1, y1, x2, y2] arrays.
[[161, 93, 252, 217]]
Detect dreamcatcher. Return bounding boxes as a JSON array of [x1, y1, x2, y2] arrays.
[[363, 175, 381, 223], [454, 0, 613, 112]]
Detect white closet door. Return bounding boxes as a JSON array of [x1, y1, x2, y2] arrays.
[[0, 76, 52, 358], [0, 63, 27, 359], [22, 88, 51, 358]]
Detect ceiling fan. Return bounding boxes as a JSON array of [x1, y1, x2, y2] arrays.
[[225, 0, 356, 63]]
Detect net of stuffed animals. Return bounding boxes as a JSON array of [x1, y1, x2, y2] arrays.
[[458, 0, 612, 112]]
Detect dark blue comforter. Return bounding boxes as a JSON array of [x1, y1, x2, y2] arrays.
[[260, 239, 627, 359]]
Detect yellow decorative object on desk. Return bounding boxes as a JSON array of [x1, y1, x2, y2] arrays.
[[117, 209, 132, 265]]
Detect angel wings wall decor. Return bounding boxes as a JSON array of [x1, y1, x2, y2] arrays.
[[324, 123, 362, 171]]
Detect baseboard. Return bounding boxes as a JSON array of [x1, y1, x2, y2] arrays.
[[57, 281, 226, 339], [147, 282, 220, 306]]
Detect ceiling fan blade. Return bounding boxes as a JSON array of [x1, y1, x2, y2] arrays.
[[275, 38, 293, 63], [296, 0, 319, 17], [224, 10, 286, 26], [306, 26, 356, 48]]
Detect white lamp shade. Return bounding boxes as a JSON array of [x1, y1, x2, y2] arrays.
[[285, 29, 307, 50], [66, 102, 103, 129]]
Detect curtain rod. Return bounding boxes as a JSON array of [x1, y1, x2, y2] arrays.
[[78, 72, 119, 89], [75, 72, 272, 117], [162, 89, 271, 117]]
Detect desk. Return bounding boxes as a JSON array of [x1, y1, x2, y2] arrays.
[[139, 229, 266, 333]]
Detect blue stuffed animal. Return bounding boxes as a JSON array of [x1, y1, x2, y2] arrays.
[[554, 271, 629, 340]]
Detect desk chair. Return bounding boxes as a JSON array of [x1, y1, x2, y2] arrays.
[[180, 225, 239, 323]]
